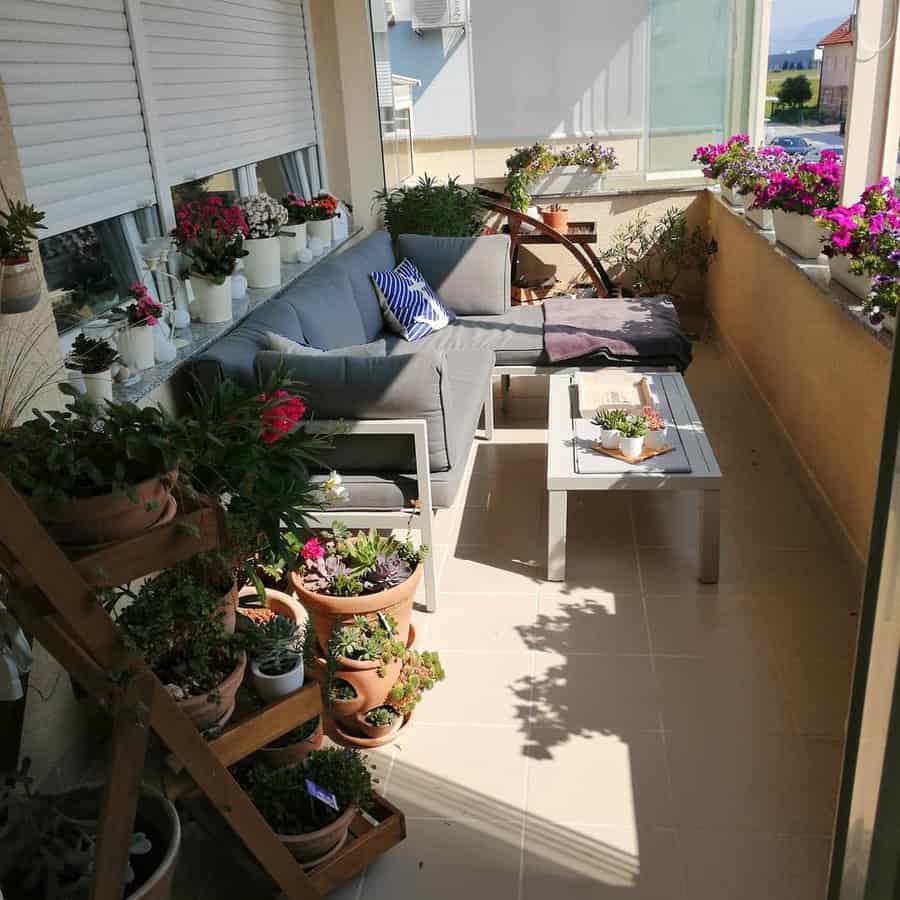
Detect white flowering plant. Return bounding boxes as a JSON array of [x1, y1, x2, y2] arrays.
[[238, 193, 289, 240]]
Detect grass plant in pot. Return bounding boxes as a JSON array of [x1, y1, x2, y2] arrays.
[[279, 194, 310, 263], [591, 408, 628, 450], [172, 196, 247, 324], [242, 747, 373, 865], [116, 283, 162, 371], [250, 614, 305, 703], [115, 569, 252, 730], [0, 182, 46, 315], [305, 193, 339, 248], [0, 390, 180, 546], [238, 194, 288, 288], [68, 333, 119, 405], [289, 524, 428, 652], [0, 757, 181, 900]]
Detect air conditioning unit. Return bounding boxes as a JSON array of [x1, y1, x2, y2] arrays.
[[412, 0, 466, 30]]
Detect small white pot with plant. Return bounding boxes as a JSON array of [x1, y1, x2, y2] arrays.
[[239, 194, 288, 288], [116, 284, 163, 370], [618, 415, 648, 459], [69, 333, 119, 404], [592, 408, 628, 450], [0, 181, 46, 315], [643, 406, 668, 450], [250, 613, 305, 703], [305, 193, 339, 245], [279, 194, 309, 263]]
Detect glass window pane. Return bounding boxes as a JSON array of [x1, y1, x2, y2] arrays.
[[171, 170, 238, 211]]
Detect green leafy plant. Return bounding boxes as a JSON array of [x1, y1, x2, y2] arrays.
[[619, 416, 648, 439], [0, 180, 46, 261], [329, 615, 405, 672], [363, 706, 397, 728], [777, 74, 813, 109], [390, 649, 445, 717], [601, 207, 718, 296], [254, 614, 304, 676], [0, 758, 151, 900], [68, 334, 119, 375], [591, 408, 629, 430], [244, 747, 373, 833], [373, 175, 485, 242]]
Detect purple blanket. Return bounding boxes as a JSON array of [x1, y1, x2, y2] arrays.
[[543, 296, 692, 371]]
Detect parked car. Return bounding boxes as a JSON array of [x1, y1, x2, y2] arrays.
[[769, 136, 813, 156]]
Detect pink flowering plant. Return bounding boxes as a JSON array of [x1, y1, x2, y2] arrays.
[[172, 196, 249, 284], [692, 134, 750, 180], [124, 282, 163, 326], [720, 145, 795, 196], [751, 150, 843, 215], [281, 193, 310, 225]]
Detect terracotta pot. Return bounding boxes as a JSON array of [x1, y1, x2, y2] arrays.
[[353, 708, 401, 740], [332, 710, 413, 749], [176, 652, 246, 730], [540, 207, 569, 232], [331, 654, 402, 714], [290, 564, 422, 653], [277, 804, 357, 864], [1, 257, 42, 314], [29, 470, 178, 547], [256, 716, 324, 768], [236, 586, 306, 630], [48, 784, 180, 900]]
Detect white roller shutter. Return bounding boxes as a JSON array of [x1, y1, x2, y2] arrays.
[[0, 0, 158, 237], [143, 0, 319, 186]]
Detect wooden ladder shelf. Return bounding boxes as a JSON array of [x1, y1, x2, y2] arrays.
[[0, 477, 405, 900]]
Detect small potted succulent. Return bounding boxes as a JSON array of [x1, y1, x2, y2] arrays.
[[243, 747, 373, 865], [116, 283, 162, 371], [237, 194, 288, 288], [618, 415, 649, 459], [0, 182, 46, 315], [642, 406, 668, 450], [0, 758, 181, 900], [539, 203, 569, 233], [279, 194, 310, 263], [329, 677, 363, 717], [250, 613, 305, 703], [289, 524, 428, 653], [116, 571, 251, 729], [592, 408, 628, 450], [172, 196, 248, 323], [389, 649, 445, 718], [305, 193, 339, 247], [354, 706, 400, 740], [69, 333, 119, 404]]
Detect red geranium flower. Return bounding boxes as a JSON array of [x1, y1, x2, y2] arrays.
[[259, 389, 307, 444]]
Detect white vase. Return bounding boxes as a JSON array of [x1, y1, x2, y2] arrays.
[[829, 255, 872, 300], [250, 658, 304, 703], [600, 428, 621, 450], [746, 204, 774, 231], [192, 276, 233, 324], [243, 236, 282, 288], [117, 324, 155, 370], [82, 368, 114, 404], [66, 368, 86, 395], [773, 210, 825, 260], [720, 182, 743, 208], [279, 224, 307, 263], [645, 426, 668, 450], [619, 436, 645, 459], [307, 218, 333, 245], [231, 270, 248, 300]]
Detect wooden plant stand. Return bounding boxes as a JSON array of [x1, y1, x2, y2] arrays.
[[0, 478, 405, 900]]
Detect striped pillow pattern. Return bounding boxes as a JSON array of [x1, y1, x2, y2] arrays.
[[370, 258, 455, 342]]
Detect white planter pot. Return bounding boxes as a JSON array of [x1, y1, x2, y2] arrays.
[[250, 657, 304, 703], [645, 426, 668, 450], [772, 210, 825, 260], [531, 165, 607, 196], [67, 368, 86, 395], [307, 218, 333, 244], [82, 368, 114, 404], [279, 224, 307, 263], [829, 255, 872, 300], [600, 428, 621, 450], [192, 276, 233, 324], [720, 182, 744, 208], [243, 236, 282, 288], [883, 314, 896, 334], [619, 436, 645, 459], [117, 324, 155, 370], [745, 204, 774, 231]]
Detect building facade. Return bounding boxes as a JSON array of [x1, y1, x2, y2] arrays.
[[818, 17, 855, 121]]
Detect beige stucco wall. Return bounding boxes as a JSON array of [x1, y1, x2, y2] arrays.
[[821, 42, 854, 91], [706, 194, 889, 562]]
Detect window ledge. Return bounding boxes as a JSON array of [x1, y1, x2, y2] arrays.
[[710, 190, 893, 351], [112, 227, 364, 404]]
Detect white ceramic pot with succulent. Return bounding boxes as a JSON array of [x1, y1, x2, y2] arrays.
[[591, 408, 627, 450], [618, 416, 648, 459], [70, 333, 118, 405], [250, 614, 305, 703], [0, 194, 46, 315], [239, 194, 288, 288]]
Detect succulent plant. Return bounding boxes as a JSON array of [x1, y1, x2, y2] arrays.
[[366, 553, 411, 591], [619, 415, 649, 439], [592, 408, 629, 430], [254, 614, 303, 676], [390, 649, 445, 717], [364, 706, 397, 727]]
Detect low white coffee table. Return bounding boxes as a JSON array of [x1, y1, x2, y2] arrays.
[[547, 370, 722, 582]]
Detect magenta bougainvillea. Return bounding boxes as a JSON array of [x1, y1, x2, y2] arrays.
[[750, 150, 843, 215]]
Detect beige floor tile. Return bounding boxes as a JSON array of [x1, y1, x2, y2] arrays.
[[778, 654, 852, 737], [530, 652, 661, 733], [426, 593, 539, 653], [532, 590, 650, 654], [655, 654, 795, 735], [760, 592, 859, 667], [723, 499, 832, 549], [632, 491, 705, 550], [387, 723, 529, 820], [527, 731, 673, 826], [565, 492, 635, 549], [553, 547, 642, 595], [738, 547, 862, 604], [522, 822, 684, 900], [637, 536, 745, 596], [455, 501, 546, 555], [415, 649, 533, 726], [680, 831, 830, 900], [363, 817, 522, 900], [666, 731, 836, 833], [441, 545, 543, 593]]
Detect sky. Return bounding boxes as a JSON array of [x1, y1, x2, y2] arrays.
[[769, 0, 855, 51]]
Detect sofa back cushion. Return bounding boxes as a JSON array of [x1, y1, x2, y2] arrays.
[[331, 230, 396, 341], [396, 234, 511, 316], [288, 263, 367, 350]]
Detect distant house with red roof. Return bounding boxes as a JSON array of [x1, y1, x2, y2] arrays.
[[817, 17, 855, 120]]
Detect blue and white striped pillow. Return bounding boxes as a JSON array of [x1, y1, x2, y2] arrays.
[[370, 258, 455, 342]]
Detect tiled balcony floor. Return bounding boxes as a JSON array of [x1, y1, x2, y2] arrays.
[[175, 330, 861, 900]]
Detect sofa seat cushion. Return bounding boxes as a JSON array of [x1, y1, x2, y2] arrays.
[[383, 303, 545, 366]]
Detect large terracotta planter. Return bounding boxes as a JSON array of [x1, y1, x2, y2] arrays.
[[175, 652, 246, 730], [30, 470, 177, 547], [290, 565, 422, 654], [773, 210, 825, 259], [236, 586, 306, 630], [1, 257, 42, 314], [277, 804, 357, 865], [256, 716, 324, 768]]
